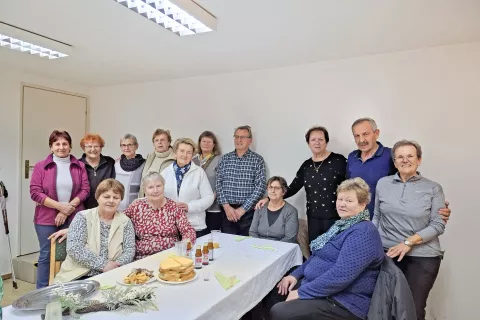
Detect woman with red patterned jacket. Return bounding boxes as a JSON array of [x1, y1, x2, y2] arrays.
[[124, 171, 196, 260]]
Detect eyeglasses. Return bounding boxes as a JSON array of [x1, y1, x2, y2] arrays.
[[268, 186, 283, 191], [394, 155, 417, 162], [120, 143, 135, 148], [233, 135, 251, 140], [84, 145, 101, 149]]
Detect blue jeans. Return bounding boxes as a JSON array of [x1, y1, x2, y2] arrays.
[[34, 224, 69, 289]]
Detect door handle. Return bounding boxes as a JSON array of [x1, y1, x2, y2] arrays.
[[25, 160, 34, 179]]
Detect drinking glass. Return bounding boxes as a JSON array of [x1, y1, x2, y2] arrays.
[[211, 230, 221, 243], [175, 241, 185, 256]]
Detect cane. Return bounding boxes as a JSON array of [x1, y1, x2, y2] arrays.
[[0, 181, 18, 289]]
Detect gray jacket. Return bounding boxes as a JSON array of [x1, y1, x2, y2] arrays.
[[192, 154, 221, 212], [367, 257, 416, 320], [249, 201, 299, 243]]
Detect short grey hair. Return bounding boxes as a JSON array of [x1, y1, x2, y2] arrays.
[[337, 178, 371, 205], [234, 125, 252, 138], [141, 171, 165, 189], [173, 138, 197, 154], [120, 133, 138, 146], [351, 118, 378, 132], [392, 139, 423, 159]]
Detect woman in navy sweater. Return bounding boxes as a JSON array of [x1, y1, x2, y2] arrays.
[[269, 178, 384, 320]]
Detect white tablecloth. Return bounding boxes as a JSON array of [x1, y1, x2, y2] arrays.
[[4, 233, 303, 320]]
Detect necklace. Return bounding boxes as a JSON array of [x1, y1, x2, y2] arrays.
[[312, 160, 324, 173]]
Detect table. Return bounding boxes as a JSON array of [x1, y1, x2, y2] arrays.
[[4, 233, 303, 320]]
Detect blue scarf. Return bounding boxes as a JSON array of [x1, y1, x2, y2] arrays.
[[173, 161, 191, 196], [310, 209, 370, 252]]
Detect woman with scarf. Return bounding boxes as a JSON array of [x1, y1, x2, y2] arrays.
[[115, 134, 145, 211], [139, 128, 176, 197], [192, 131, 222, 232], [267, 178, 384, 320], [162, 138, 214, 238]]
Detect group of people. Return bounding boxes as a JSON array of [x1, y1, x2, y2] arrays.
[[30, 118, 451, 320]]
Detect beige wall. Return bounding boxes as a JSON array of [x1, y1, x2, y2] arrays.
[[0, 69, 89, 277], [90, 42, 480, 319]]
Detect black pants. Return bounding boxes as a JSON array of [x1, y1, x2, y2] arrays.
[[259, 281, 359, 320], [221, 204, 254, 236], [394, 256, 441, 320], [307, 218, 337, 243], [206, 211, 223, 232], [195, 228, 209, 239]]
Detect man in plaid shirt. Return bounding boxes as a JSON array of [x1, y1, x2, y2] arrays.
[[216, 125, 266, 236]]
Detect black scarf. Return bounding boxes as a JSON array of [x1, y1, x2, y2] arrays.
[[119, 154, 145, 172]]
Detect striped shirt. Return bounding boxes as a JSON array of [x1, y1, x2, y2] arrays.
[[216, 149, 266, 212]]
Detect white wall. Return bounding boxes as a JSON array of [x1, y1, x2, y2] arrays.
[[90, 42, 480, 320], [0, 69, 89, 277]]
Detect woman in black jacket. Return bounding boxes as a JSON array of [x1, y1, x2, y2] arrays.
[[79, 133, 115, 209]]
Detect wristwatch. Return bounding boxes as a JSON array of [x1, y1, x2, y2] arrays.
[[404, 240, 413, 247]]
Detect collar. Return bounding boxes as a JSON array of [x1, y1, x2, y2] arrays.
[[44, 153, 80, 168], [393, 172, 422, 183], [354, 141, 386, 160], [235, 148, 251, 158], [81, 153, 107, 168]]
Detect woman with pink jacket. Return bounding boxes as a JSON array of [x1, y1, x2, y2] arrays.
[[30, 130, 90, 288]]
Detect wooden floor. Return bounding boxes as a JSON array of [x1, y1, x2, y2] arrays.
[[1, 278, 36, 307]]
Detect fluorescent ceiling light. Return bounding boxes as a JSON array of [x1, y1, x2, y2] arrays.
[[114, 0, 216, 36], [0, 34, 68, 59]]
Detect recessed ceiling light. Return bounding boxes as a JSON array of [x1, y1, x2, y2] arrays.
[[0, 34, 68, 59], [114, 0, 216, 36]]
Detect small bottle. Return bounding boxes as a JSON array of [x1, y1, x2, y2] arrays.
[[208, 239, 214, 261], [195, 245, 202, 269], [186, 238, 192, 258], [202, 242, 209, 265]]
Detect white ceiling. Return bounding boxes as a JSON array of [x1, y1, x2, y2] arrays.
[[1, 0, 480, 86]]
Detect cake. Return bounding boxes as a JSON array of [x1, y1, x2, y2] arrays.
[[158, 256, 195, 282]]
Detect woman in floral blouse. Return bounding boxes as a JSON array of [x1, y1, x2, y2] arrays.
[[124, 171, 196, 260]]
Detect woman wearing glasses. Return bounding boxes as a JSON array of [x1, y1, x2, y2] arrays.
[[250, 176, 299, 243], [257, 126, 347, 243], [115, 134, 145, 211], [79, 133, 116, 209], [373, 140, 446, 320]]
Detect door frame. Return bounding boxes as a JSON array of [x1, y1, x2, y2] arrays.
[[17, 83, 90, 256]]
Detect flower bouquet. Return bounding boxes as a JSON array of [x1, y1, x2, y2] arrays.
[[41, 285, 158, 319]]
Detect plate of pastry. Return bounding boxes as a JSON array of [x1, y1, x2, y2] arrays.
[[118, 268, 156, 286], [157, 256, 197, 285]]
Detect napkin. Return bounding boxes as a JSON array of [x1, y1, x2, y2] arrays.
[[234, 236, 250, 242], [215, 272, 240, 290], [251, 244, 277, 251]]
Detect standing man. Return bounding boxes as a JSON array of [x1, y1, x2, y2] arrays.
[[216, 125, 266, 236], [347, 117, 451, 221]]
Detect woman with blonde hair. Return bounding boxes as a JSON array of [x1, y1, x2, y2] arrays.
[[79, 133, 116, 209], [192, 131, 222, 232], [268, 178, 384, 320], [162, 138, 214, 238], [139, 128, 176, 197]]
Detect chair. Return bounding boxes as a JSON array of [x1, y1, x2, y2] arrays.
[[48, 238, 67, 285], [367, 257, 416, 320]]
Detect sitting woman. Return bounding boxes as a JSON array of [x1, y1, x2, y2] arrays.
[[268, 178, 384, 320], [373, 140, 446, 320], [54, 179, 135, 283], [124, 172, 197, 260], [162, 138, 214, 238], [249, 176, 298, 243]]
